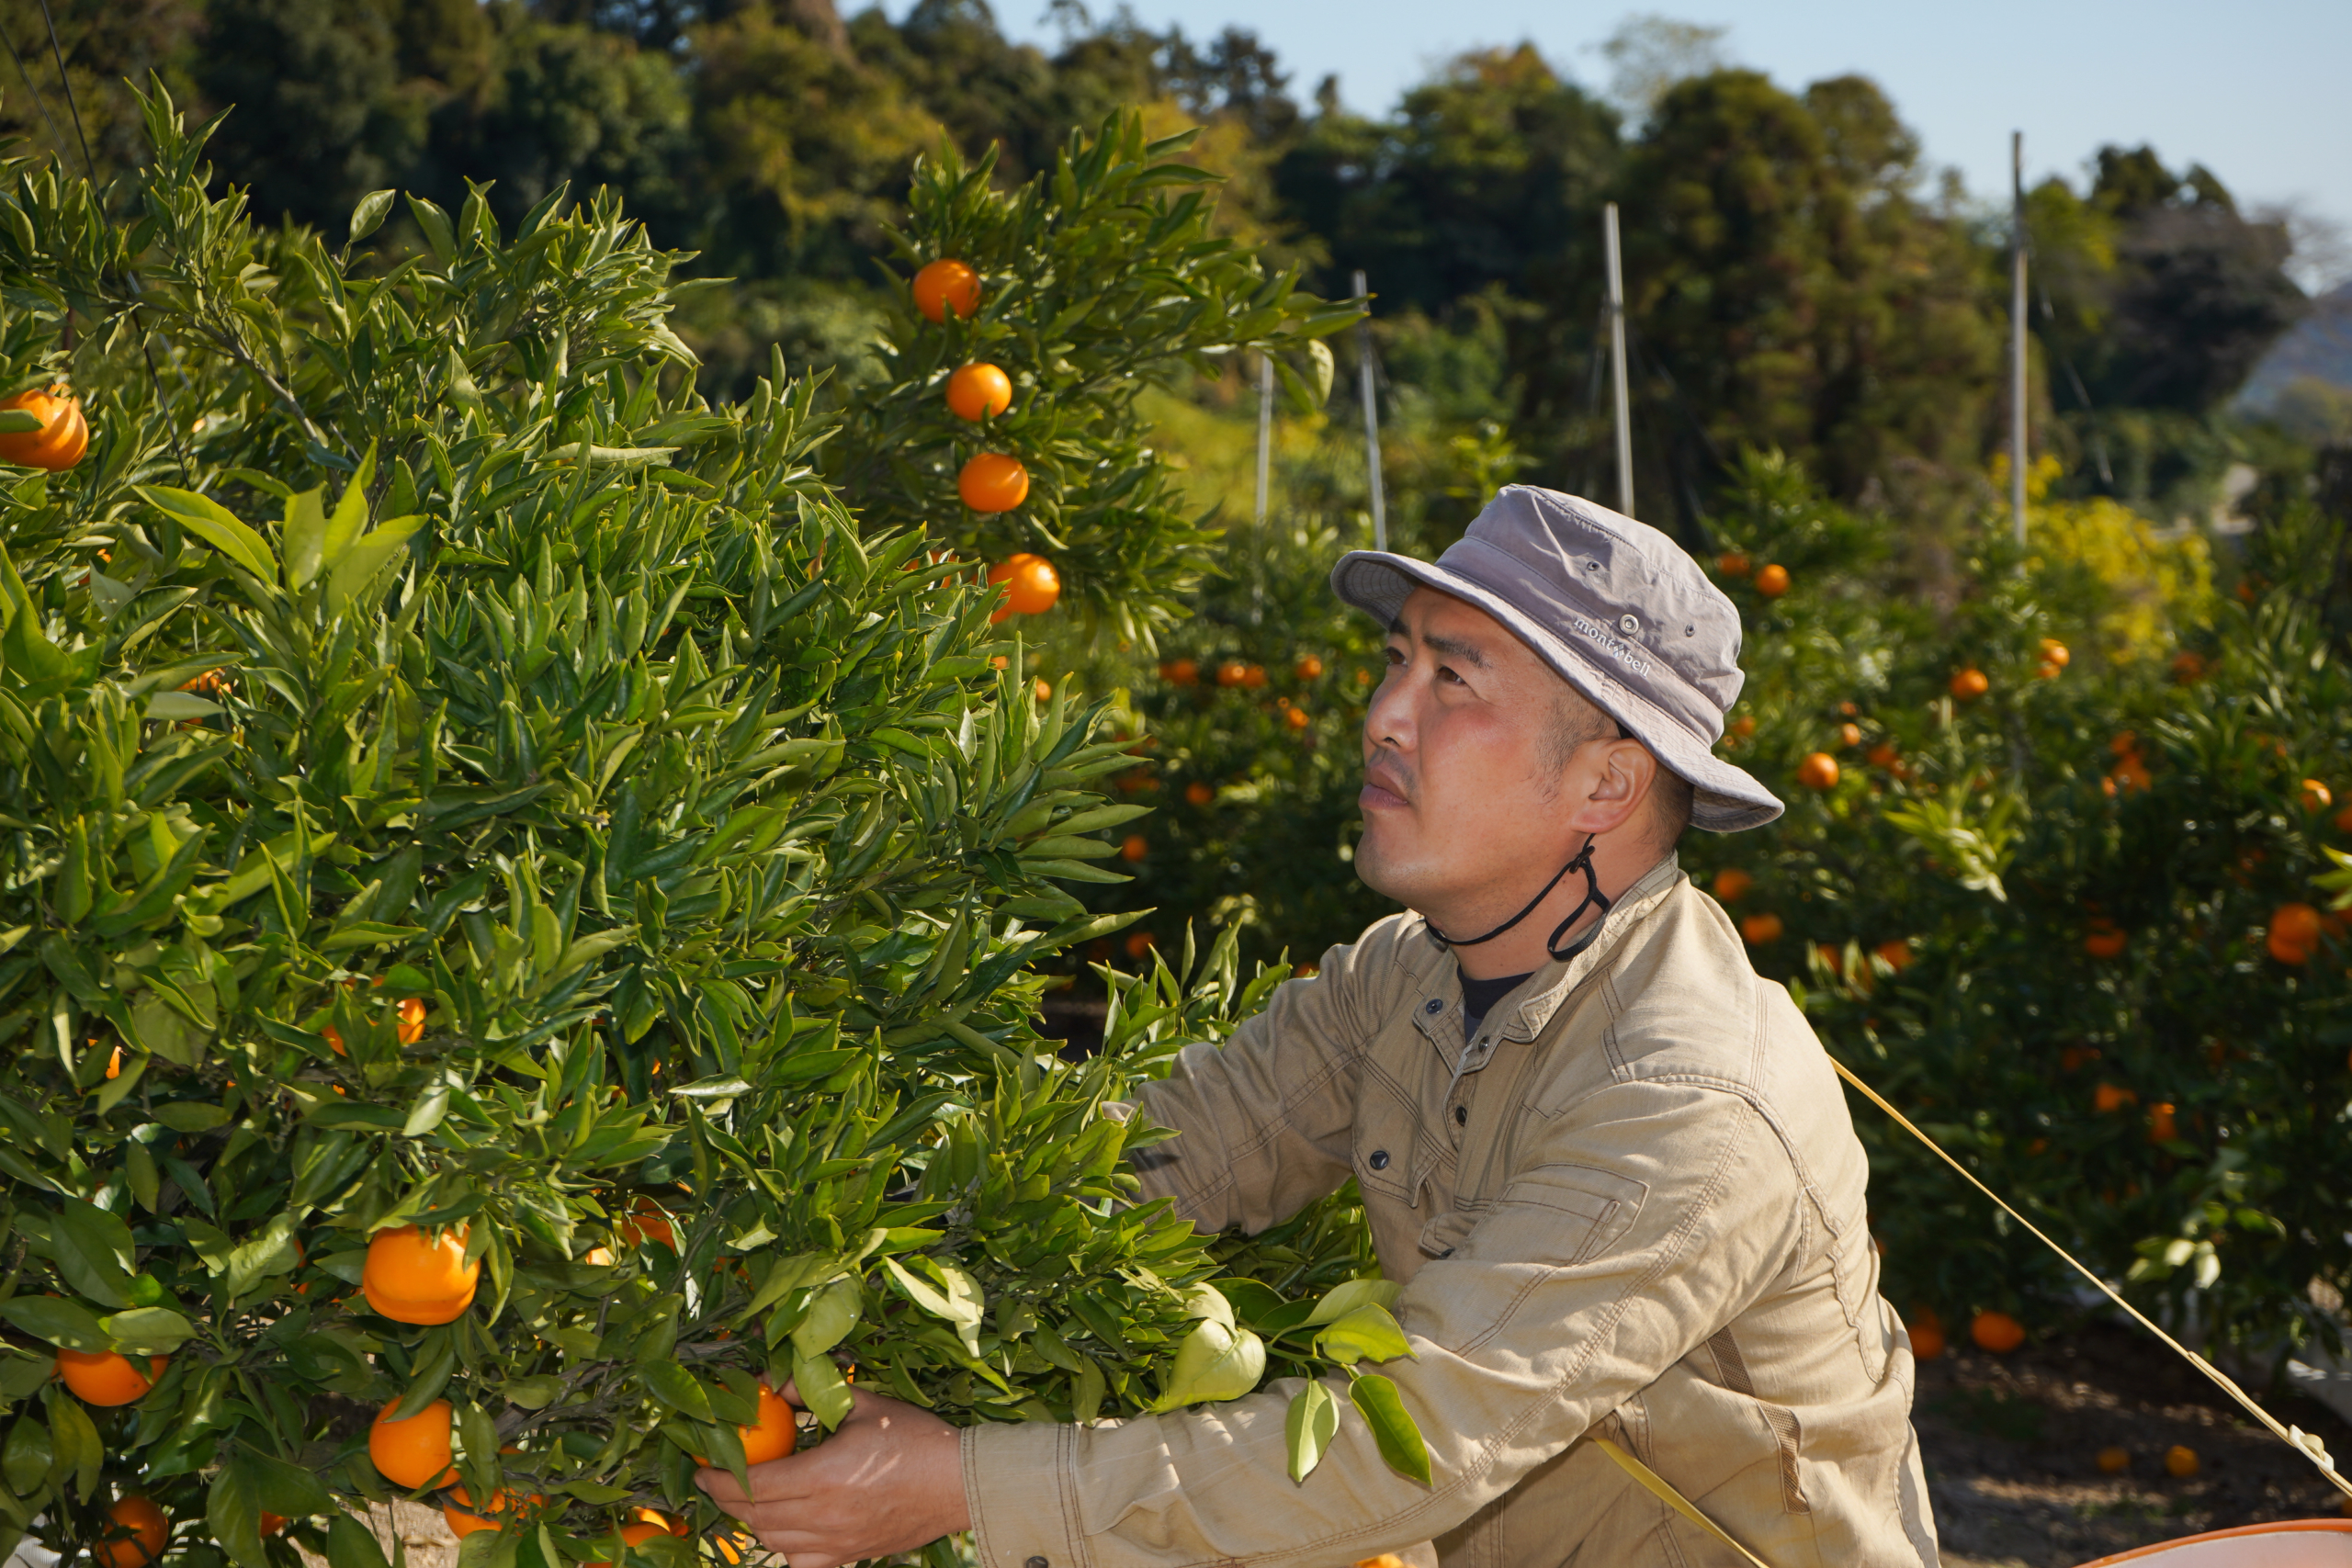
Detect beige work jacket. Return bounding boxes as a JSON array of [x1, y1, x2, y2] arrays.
[[963, 858, 1939, 1568]]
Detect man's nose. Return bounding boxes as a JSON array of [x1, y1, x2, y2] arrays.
[[1363, 667, 1415, 752]]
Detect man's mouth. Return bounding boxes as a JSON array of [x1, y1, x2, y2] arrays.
[[1361, 763, 1409, 810]]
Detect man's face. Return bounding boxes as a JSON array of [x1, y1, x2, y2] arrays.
[[1356, 587, 1600, 915]]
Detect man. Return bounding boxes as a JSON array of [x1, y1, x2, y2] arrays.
[[702, 486, 1939, 1567]]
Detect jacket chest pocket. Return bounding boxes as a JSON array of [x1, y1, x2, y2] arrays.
[[1352, 1068, 1424, 1205]]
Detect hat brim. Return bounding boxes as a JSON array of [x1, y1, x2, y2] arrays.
[[1331, 550, 1784, 832]]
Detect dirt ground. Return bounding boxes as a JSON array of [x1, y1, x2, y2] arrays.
[[1919, 1320, 2352, 1566]]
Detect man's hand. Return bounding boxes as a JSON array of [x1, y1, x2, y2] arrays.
[[695, 1383, 969, 1568]]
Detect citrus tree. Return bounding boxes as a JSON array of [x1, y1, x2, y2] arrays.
[[0, 90, 1414, 1568]]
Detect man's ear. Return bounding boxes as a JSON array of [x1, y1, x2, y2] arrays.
[[1566, 739, 1658, 833]]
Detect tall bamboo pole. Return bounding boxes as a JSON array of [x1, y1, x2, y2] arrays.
[[1353, 269, 1387, 552], [1603, 203, 1634, 519]]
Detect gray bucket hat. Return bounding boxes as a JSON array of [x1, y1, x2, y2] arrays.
[[1331, 484, 1782, 832]]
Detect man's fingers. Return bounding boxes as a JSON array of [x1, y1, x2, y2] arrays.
[[695, 1449, 820, 1508]]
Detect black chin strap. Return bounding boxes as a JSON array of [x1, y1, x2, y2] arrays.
[[1426, 834, 1615, 963]]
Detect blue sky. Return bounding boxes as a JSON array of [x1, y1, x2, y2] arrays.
[[889, 0, 2352, 288]]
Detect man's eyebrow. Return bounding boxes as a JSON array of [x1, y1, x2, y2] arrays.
[[1419, 630, 1490, 668]]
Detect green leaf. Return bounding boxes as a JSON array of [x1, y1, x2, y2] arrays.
[[1314, 1303, 1414, 1367], [1149, 1319, 1266, 1411], [49, 1196, 138, 1309], [1, 1415, 49, 1495], [222, 1213, 301, 1297], [152, 1101, 229, 1133], [282, 486, 329, 592], [790, 1275, 864, 1359], [879, 1257, 979, 1354], [1285, 1380, 1339, 1483], [0, 410, 40, 434], [326, 516, 425, 616], [139, 485, 278, 588], [0, 1299, 96, 1359], [639, 1360, 715, 1423], [349, 188, 397, 245], [791, 1349, 853, 1430], [46, 1392, 100, 1500], [209, 1440, 267, 1568], [145, 691, 221, 721], [406, 195, 458, 265], [1304, 1277, 1400, 1326], [324, 1509, 393, 1568], [1349, 1374, 1431, 1485], [97, 1307, 195, 1355]]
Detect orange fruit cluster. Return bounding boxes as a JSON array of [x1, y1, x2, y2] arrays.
[[2036, 637, 2069, 679]]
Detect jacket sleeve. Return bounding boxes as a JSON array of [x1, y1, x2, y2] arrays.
[[1121, 930, 1389, 1235], [963, 1078, 1808, 1568]]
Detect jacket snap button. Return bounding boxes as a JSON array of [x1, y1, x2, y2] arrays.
[[1424, 998, 1443, 1015], [1453, 1104, 1468, 1126], [1619, 614, 1639, 635], [1369, 1149, 1390, 1170], [1026, 1559, 1049, 1568]]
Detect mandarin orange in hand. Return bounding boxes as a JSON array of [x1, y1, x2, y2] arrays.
[[58, 1349, 164, 1406], [362, 1224, 479, 1325], [985, 553, 1059, 622], [911, 259, 980, 322], [698, 1385, 797, 1467], [945, 362, 1013, 422], [957, 452, 1028, 513]]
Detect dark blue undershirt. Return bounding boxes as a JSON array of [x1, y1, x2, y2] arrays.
[[1459, 970, 1533, 1044]]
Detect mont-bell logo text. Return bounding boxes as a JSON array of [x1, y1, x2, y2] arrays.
[[1571, 615, 1652, 676]]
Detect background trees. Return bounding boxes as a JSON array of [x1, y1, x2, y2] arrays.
[[0, 0, 2318, 532]]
